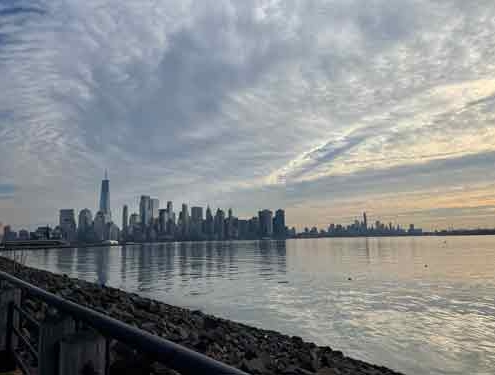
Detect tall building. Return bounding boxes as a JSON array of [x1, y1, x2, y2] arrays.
[[122, 205, 129, 239], [151, 198, 160, 220], [78, 208, 93, 242], [258, 209, 273, 238], [180, 204, 189, 238], [99, 170, 111, 220], [139, 195, 152, 228], [59, 209, 76, 242], [93, 211, 107, 241], [191, 206, 203, 239], [363, 212, 368, 231], [214, 209, 225, 240], [273, 209, 286, 238], [159, 209, 168, 233], [205, 206, 214, 239]]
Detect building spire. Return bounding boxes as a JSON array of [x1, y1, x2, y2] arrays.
[[104, 169, 108, 180]]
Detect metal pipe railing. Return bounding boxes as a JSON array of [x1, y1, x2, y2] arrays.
[[0, 270, 249, 375]]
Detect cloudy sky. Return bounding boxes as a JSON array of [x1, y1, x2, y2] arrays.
[[1, 0, 495, 231]]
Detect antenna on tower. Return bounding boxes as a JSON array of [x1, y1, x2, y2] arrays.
[[104, 169, 108, 180]]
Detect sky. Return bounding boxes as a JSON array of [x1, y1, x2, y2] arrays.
[[1, 0, 495, 231]]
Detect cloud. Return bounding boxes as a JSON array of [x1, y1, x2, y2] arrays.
[[1, 0, 495, 229]]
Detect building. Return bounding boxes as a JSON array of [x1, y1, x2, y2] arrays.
[[99, 170, 111, 220], [78, 208, 93, 242], [213, 209, 225, 240], [122, 205, 129, 239], [273, 209, 286, 238], [139, 196, 152, 228], [151, 199, 160, 220], [180, 204, 189, 238], [204, 206, 214, 239], [158, 209, 168, 233], [93, 211, 107, 241], [259, 210, 273, 238], [59, 209, 76, 242], [106, 222, 120, 242], [191, 206, 203, 239], [18, 229, 29, 240]]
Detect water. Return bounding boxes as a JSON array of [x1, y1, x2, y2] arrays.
[[6, 237, 495, 374]]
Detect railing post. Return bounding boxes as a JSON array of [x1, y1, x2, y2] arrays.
[[0, 286, 20, 372], [38, 313, 76, 375], [58, 329, 107, 375]]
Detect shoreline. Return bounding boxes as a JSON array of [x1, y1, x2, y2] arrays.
[[2, 232, 495, 251], [0, 257, 403, 375]]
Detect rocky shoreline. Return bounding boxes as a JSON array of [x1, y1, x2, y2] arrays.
[[0, 257, 403, 375]]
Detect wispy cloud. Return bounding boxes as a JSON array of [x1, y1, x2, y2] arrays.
[[1, 0, 495, 229]]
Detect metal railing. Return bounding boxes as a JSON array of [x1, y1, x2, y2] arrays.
[[0, 270, 249, 375]]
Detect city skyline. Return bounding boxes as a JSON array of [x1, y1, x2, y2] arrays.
[[2, 2, 495, 231]]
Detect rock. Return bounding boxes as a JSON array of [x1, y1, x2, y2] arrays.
[[241, 358, 266, 374]]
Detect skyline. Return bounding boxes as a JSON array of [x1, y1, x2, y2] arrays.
[[2, 2, 495, 230]]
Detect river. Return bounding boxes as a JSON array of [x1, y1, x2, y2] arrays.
[[6, 236, 495, 374]]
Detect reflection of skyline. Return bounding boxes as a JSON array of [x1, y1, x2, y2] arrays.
[[21, 240, 289, 297]]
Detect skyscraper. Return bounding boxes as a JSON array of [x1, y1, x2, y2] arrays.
[[273, 209, 286, 238], [363, 212, 368, 231], [122, 205, 129, 238], [78, 208, 93, 242], [99, 170, 111, 220], [214, 209, 225, 240], [59, 209, 77, 242], [258, 209, 273, 238], [139, 195, 152, 228], [151, 198, 160, 220], [181, 204, 189, 238], [205, 206, 214, 239], [191, 206, 203, 239]]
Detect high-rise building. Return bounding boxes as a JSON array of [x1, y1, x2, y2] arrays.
[[191, 206, 203, 239], [139, 195, 152, 228], [99, 170, 111, 220], [205, 206, 214, 239], [122, 205, 129, 239], [214, 209, 225, 240], [181, 204, 189, 238], [59, 209, 76, 242], [273, 209, 286, 238], [363, 212, 368, 231], [151, 199, 160, 220], [78, 208, 93, 242], [258, 209, 273, 238], [93, 211, 107, 241], [159, 209, 168, 233]]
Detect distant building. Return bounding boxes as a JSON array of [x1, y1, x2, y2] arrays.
[[191, 206, 203, 239], [99, 170, 111, 220], [59, 209, 76, 242], [158, 209, 168, 233], [214, 209, 225, 240], [151, 199, 160, 220], [78, 208, 93, 242], [93, 211, 107, 241], [273, 209, 286, 238], [106, 222, 120, 242], [180, 204, 189, 238], [204, 206, 214, 239], [258, 209, 273, 238], [139, 196, 152, 228], [18, 229, 29, 241], [122, 205, 129, 239]]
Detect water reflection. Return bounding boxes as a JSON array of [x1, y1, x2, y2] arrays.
[[8, 237, 495, 375]]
